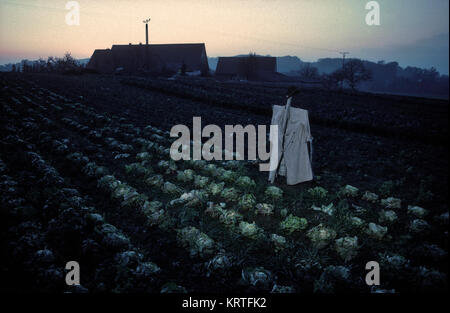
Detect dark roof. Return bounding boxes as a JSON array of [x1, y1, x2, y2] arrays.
[[87, 49, 114, 73], [87, 43, 209, 74], [215, 56, 277, 77]]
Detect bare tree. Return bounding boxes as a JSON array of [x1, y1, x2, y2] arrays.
[[58, 52, 79, 71], [47, 56, 57, 72], [321, 69, 345, 90], [342, 59, 372, 90], [21, 60, 31, 73], [37, 58, 46, 72], [299, 63, 319, 80]]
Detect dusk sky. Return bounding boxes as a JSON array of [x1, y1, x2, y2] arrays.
[[0, 0, 448, 74]]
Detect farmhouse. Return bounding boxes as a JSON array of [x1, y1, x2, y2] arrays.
[[86, 43, 209, 75], [215, 56, 278, 81]]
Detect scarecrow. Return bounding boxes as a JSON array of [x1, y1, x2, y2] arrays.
[[269, 87, 313, 185]]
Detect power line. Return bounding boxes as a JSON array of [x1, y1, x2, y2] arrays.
[[339, 51, 350, 66], [339, 51, 350, 89], [214, 30, 343, 54], [1, 0, 347, 56]]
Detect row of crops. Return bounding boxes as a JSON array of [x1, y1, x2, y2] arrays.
[[1, 79, 448, 292], [120, 77, 448, 144]]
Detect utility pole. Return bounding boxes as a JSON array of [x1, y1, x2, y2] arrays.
[[143, 18, 151, 72], [143, 18, 151, 45], [339, 51, 349, 89]]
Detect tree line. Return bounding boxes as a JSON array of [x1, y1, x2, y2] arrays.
[[298, 59, 449, 96], [11, 52, 85, 74], [299, 59, 372, 91]]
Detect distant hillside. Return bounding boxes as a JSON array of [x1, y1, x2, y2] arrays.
[[78, 58, 90, 66], [276, 56, 305, 74], [207, 55, 448, 98], [208, 57, 219, 72], [278, 57, 350, 75]]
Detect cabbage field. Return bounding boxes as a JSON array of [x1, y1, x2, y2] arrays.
[[1, 73, 448, 293]]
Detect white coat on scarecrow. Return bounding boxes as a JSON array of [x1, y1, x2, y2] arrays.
[[268, 91, 313, 185]]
